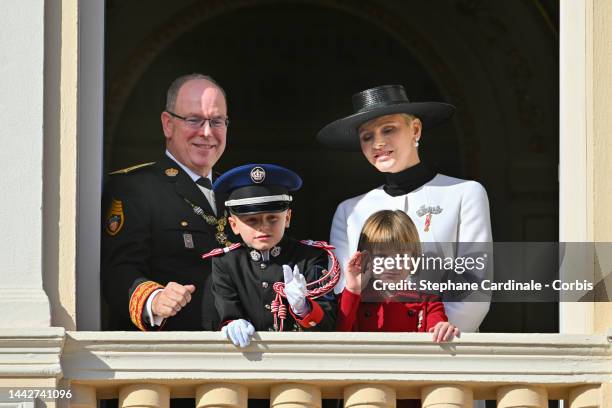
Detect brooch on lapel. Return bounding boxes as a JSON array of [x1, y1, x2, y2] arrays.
[[416, 205, 443, 232]]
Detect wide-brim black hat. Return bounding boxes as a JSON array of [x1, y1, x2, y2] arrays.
[[316, 84, 455, 150]]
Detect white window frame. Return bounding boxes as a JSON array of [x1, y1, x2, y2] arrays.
[[76, 0, 105, 330]]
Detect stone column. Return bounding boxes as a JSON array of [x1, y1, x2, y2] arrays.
[[591, 0, 612, 337], [568, 385, 600, 408], [496, 385, 547, 408], [70, 385, 96, 408], [559, 0, 612, 334], [196, 383, 247, 408], [0, 0, 51, 328], [270, 384, 321, 408], [344, 384, 396, 408], [119, 384, 170, 408], [421, 385, 473, 408]]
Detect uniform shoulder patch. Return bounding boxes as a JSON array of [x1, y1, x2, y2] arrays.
[[109, 162, 155, 175], [202, 243, 242, 259], [105, 198, 125, 236]]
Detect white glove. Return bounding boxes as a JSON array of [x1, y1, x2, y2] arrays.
[[221, 319, 255, 348], [283, 264, 310, 317]]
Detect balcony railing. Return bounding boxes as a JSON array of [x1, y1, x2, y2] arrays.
[[1, 329, 611, 407]]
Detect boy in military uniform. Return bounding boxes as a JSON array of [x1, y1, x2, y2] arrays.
[[204, 164, 338, 347]]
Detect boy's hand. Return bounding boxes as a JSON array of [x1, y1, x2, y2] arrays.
[[222, 319, 256, 347], [429, 321, 460, 343], [282, 265, 309, 316]]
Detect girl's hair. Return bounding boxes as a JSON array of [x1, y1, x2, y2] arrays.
[[357, 210, 421, 256]]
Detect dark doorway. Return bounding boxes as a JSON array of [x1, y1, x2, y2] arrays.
[[105, 0, 559, 333], [106, 3, 459, 241]]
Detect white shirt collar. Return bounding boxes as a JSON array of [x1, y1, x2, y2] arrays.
[[165, 150, 212, 183]]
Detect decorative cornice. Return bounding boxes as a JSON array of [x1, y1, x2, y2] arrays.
[[1, 330, 609, 399], [62, 331, 612, 389], [0, 328, 65, 378]]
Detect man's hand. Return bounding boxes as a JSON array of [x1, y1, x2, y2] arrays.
[[151, 282, 195, 318], [283, 264, 309, 316], [222, 319, 256, 348]]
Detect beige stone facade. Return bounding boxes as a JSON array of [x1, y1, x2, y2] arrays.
[[0, 0, 610, 406]]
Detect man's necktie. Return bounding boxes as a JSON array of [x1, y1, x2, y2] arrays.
[[196, 177, 212, 190]]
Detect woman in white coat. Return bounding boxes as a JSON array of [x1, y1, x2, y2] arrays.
[[317, 84, 492, 333]]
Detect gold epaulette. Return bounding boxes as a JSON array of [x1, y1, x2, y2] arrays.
[[109, 162, 156, 175]]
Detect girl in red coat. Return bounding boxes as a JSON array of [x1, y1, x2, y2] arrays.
[[336, 210, 459, 342]]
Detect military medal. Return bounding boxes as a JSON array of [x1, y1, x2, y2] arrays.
[[183, 233, 194, 249], [424, 214, 432, 231], [183, 198, 232, 246], [417, 205, 443, 232]]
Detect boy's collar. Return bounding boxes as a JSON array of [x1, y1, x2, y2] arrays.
[[245, 235, 288, 262]]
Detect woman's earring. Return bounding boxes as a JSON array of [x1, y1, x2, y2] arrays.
[[414, 139, 420, 147]]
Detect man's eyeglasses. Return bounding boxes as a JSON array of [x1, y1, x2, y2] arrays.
[[166, 110, 229, 129]]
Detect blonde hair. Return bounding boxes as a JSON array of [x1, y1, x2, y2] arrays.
[[359, 113, 417, 132], [401, 113, 416, 125], [358, 210, 421, 256]]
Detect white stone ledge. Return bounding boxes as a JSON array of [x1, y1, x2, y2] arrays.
[[62, 331, 612, 386], [0, 328, 65, 377]]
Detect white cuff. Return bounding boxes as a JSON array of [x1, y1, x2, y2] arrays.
[[290, 299, 311, 318], [145, 289, 165, 327]]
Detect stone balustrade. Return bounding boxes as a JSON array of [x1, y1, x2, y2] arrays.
[[1, 330, 611, 407]]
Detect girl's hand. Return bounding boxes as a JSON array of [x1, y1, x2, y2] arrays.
[[345, 251, 365, 294], [347, 251, 363, 276], [429, 321, 460, 343]]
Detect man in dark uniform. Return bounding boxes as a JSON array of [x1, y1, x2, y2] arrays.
[[101, 73, 234, 331], [205, 164, 338, 347]]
